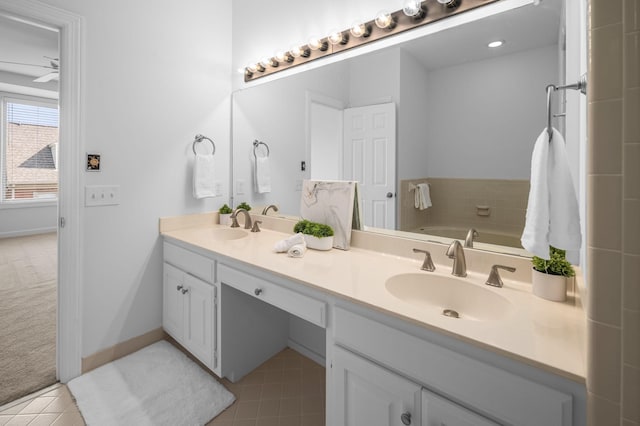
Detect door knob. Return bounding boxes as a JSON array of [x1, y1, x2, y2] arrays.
[[386, 192, 394, 198], [181, 288, 189, 294], [176, 285, 183, 291], [400, 411, 412, 425]]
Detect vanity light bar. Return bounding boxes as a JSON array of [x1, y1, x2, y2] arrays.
[[244, 0, 499, 82]]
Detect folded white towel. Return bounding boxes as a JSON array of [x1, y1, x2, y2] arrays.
[[273, 233, 305, 253], [193, 154, 216, 199], [414, 183, 432, 210], [287, 242, 307, 258], [521, 128, 581, 259], [255, 156, 271, 194]]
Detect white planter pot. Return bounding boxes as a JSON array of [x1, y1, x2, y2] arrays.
[[303, 235, 333, 251], [219, 213, 232, 226], [531, 269, 567, 302]]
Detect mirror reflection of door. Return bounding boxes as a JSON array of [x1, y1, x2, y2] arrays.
[[343, 103, 396, 230]]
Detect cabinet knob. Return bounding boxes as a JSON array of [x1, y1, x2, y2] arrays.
[[254, 288, 262, 296], [176, 284, 183, 291], [181, 288, 189, 294], [400, 412, 412, 425]]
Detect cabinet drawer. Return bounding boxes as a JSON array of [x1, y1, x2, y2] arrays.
[[334, 307, 572, 426], [163, 242, 214, 283], [219, 264, 326, 328]]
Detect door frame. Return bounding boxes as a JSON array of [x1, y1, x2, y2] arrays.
[[0, 0, 84, 382]]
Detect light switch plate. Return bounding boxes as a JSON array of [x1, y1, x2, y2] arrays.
[[236, 179, 245, 195], [85, 185, 120, 207]]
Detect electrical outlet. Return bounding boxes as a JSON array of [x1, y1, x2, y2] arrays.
[[85, 185, 120, 207], [214, 181, 223, 196]]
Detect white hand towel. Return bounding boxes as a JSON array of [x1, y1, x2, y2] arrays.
[[414, 183, 432, 210], [287, 242, 307, 258], [255, 156, 271, 194], [521, 128, 581, 259], [273, 233, 305, 253], [193, 154, 216, 199]]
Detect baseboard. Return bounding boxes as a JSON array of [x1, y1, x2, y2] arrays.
[[288, 339, 325, 367], [0, 227, 57, 239], [81, 328, 165, 374]]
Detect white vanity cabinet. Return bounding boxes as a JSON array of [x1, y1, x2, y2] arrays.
[[162, 242, 217, 372], [332, 306, 580, 426]]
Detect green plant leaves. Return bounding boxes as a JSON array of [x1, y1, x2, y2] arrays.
[[532, 246, 575, 277], [293, 220, 334, 238]]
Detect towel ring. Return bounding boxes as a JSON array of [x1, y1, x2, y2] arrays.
[[192, 134, 216, 155], [253, 140, 270, 159], [545, 74, 587, 142]]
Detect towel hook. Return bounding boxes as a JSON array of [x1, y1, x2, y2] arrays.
[[192, 134, 216, 155], [253, 140, 270, 160], [545, 74, 587, 142]]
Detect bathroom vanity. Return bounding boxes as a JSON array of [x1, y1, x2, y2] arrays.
[[159, 213, 586, 426]]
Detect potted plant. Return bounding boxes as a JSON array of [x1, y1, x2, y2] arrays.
[[218, 204, 233, 225], [531, 246, 575, 302], [293, 219, 334, 251], [237, 202, 251, 211]]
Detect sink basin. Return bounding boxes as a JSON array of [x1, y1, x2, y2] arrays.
[[210, 228, 248, 240], [385, 273, 512, 321]]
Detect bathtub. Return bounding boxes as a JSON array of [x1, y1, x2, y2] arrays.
[[411, 226, 523, 249]]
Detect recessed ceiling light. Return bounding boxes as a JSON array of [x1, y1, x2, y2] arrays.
[[487, 40, 504, 48]]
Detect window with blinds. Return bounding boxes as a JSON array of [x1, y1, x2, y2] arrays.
[[1, 96, 59, 202]]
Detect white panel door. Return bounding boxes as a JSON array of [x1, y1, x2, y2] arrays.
[[332, 346, 421, 426], [162, 263, 184, 342], [183, 273, 214, 369], [343, 103, 396, 230]]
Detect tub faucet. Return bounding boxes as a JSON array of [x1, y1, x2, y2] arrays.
[[446, 240, 467, 277], [464, 228, 478, 248], [230, 208, 252, 230], [262, 204, 279, 215]]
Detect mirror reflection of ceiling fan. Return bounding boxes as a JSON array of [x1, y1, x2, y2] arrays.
[[0, 56, 59, 83]]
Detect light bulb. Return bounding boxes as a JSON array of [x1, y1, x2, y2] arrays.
[[275, 51, 293, 63], [375, 10, 396, 29], [403, 0, 425, 19], [437, 0, 460, 8], [246, 63, 258, 73], [350, 21, 371, 38], [260, 57, 277, 68], [328, 29, 348, 45], [308, 36, 328, 51], [289, 45, 310, 58]]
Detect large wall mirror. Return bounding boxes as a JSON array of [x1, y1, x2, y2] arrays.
[[232, 0, 572, 257]]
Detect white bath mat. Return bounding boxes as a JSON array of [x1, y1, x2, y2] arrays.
[[68, 340, 234, 425]]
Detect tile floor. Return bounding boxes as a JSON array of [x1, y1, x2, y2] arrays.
[[0, 347, 326, 426]]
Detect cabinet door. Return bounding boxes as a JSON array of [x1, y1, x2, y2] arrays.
[[333, 346, 422, 426], [163, 263, 184, 342], [422, 387, 499, 426], [183, 273, 215, 369]]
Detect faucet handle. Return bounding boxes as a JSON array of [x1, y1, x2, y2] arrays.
[[464, 228, 479, 248], [485, 264, 516, 288], [229, 214, 240, 228], [412, 248, 435, 272], [251, 220, 262, 233]]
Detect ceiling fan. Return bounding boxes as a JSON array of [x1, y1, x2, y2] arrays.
[[0, 56, 59, 82]]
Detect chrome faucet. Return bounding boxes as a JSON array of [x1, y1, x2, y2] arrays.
[[485, 264, 516, 287], [446, 240, 467, 277], [464, 228, 478, 248], [412, 248, 435, 272], [230, 208, 252, 230], [261, 204, 279, 215]]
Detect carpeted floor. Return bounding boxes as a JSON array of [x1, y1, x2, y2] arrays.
[[0, 233, 57, 406]]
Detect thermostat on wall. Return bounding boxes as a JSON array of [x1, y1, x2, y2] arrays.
[[87, 153, 101, 171]]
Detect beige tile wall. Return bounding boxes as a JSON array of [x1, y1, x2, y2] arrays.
[[399, 178, 528, 237], [588, 0, 640, 424]]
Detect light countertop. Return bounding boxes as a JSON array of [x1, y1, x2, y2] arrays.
[[161, 218, 586, 384]]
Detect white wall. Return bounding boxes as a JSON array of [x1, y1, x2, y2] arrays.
[[424, 44, 558, 179], [0, 203, 57, 237], [36, 0, 232, 358]]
